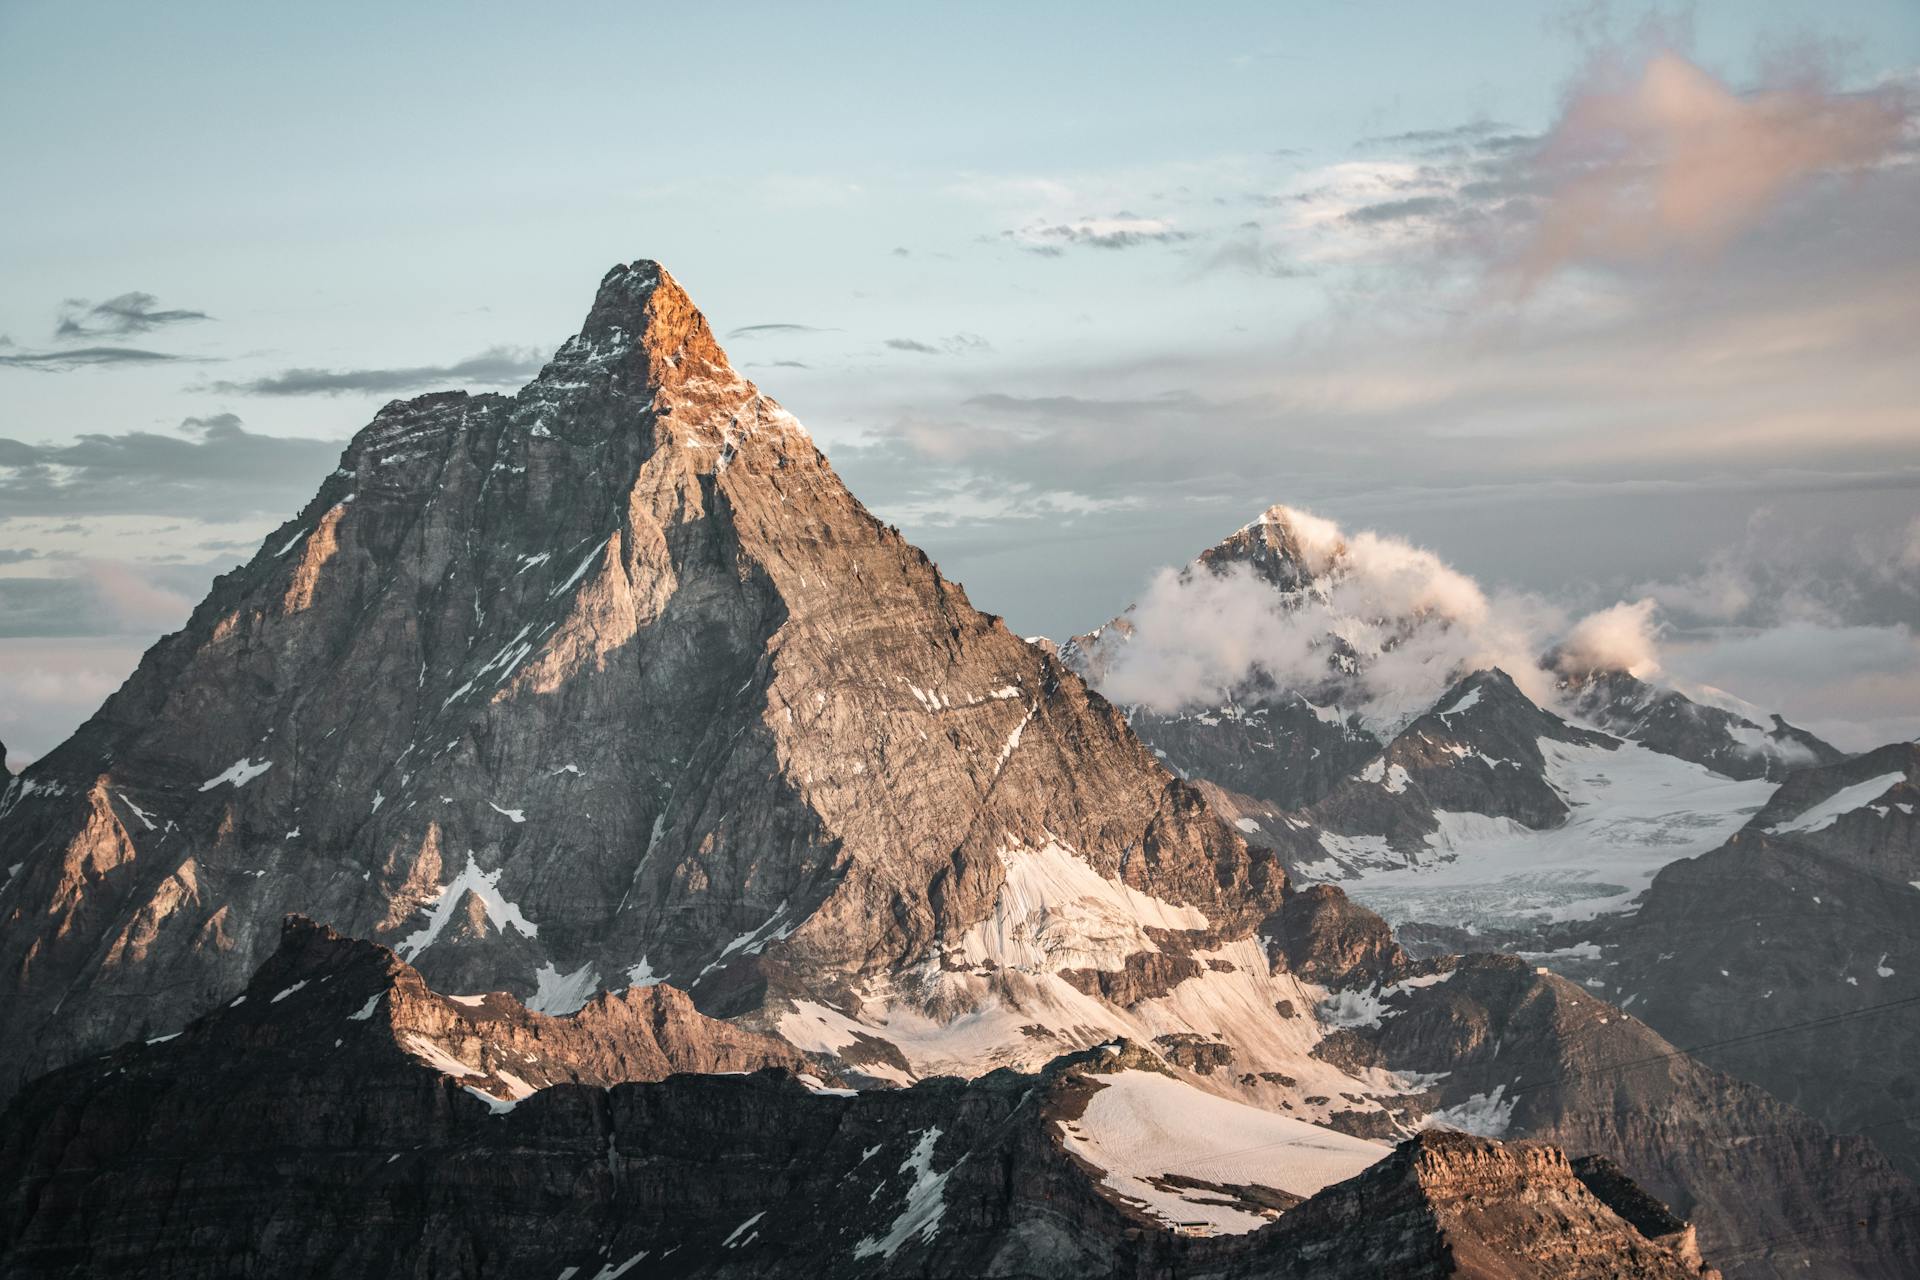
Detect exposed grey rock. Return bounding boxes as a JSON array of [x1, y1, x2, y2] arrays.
[[1302, 668, 1617, 863], [1560, 668, 1845, 781], [0, 261, 1330, 1101], [0, 928, 1719, 1280], [1324, 952, 1920, 1278], [1593, 742, 1920, 1180]]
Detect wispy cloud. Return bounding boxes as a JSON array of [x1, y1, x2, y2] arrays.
[[725, 323, 837, 338], [885, 333, 992, 356], [204, 345, 543, 396], [0, 344, 194, 370], [1005, 216, 1196, 254], [56, 291, 211, 339]]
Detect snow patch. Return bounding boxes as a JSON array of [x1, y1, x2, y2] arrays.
[[1060, 1069, 1388, 1234], [1317, 971, 1454, 1029], [853, 1128, 958, 1259], [721, 1212, 765, 1248], [199, 757, 272, 792], [528, 961, 600, 1016], [1767, 772, 1907, 836], [954, 840, 1210, 976], [402, 1032, 482, 1079], [396, 853, 538, 961], [1422, 1085, 1516, 1137]]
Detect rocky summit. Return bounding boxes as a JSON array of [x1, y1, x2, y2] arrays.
[[1, 261, 1917, 1278], [0, 260, 1317, 1097]]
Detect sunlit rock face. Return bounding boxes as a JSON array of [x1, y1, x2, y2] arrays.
[[0, 260, 1317, 1100]]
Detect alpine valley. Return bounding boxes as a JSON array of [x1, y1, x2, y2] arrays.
[[2, 262, 1916, 1278]]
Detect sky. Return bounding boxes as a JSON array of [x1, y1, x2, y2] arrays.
[[3, 0, 1919, 764]]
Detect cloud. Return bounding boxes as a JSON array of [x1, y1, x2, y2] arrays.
[[56, 291, 211, 338], [1663, 621, 1920, 751], [0, 345, 192, 370], [1551, 598, 1662, 678], [1506, 52, 1911, 287], [1345, 195, 1456, 225], [0, 560, 197, 639], [1096, 506, 1563, 724], [0, 416, 342, 518], [205, 345, 543, 396], [1634, 509, 1920, 630], [1356, 121, 1521, 154], [1006, 216, 1196, 253], [1203, 226, 1309, 278], [885, 333, 992, 356], [0, 638, 150, 767], [725, 323, 836, 338]]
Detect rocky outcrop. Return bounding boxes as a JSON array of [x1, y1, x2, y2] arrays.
[[1325, 952, 1920, 1278], [1303, 668, 1617, 858], [241, 914, 824, 1103], [1191, 1131, 1719, 1279], [0, 939, 1715, 1279], [1559, 669, 1844, 781], [1592, 743, 1920, 1180]]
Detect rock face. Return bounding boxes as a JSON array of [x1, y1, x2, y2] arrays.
[[0, 260, 1318, 1098], [1330, 952, 1920, 1278], [0, 930, 1715, 1280], [233, 915, 823, 1104], [1594, 743, 1920, 1180], [1560, 669, 1844, 782], [1203, 1133, 1719, 1279], [1302, 668, 1617, 857]]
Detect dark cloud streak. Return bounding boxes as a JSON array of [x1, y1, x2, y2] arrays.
[[0, 345, 192, 370], [56, 291, 211, 339], [205, 345, 543, 396], [0, 417, 342, 518]]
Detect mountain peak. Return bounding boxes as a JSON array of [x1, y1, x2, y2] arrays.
[[566, 258, 732, 382], [1201, 502, 1347, 590]]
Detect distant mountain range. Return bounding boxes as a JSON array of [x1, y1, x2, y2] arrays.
[[1061, 502, 1920, 1190]]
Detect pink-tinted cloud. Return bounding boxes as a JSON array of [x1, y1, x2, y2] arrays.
[[1510, 52, 1910, 287]]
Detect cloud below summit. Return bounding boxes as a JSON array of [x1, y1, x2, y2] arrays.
[[205, 345, 545, 396]]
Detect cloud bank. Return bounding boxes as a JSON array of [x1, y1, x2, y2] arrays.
[[1090, 503, 1920, 750], [1098, 506, 1569, 724]]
